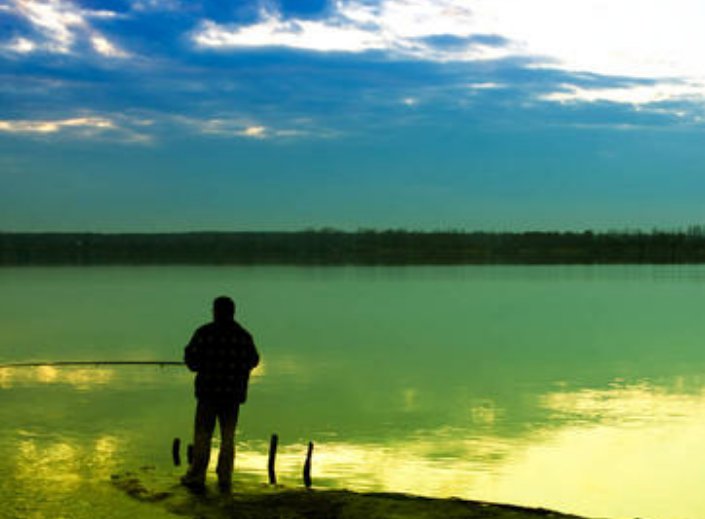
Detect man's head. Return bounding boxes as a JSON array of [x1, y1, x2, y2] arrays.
[[213, 296, 235, 323]]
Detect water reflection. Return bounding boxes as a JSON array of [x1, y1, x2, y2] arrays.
[[5, 266, 705, 519], [236, 378, 705, 519], [481, 381, 705, 518], [17, 438, 82, 490], [0, 366, 115, 389], [542, 381, 705, 424], [4, 372, 705, 518], [0, 363, 265, 392], [3, 429, 177, 519], [0, 366, 114, 389], [0, 365, 192, 390]]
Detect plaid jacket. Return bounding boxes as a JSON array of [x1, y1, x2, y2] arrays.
[[184, 320, 260, 403]]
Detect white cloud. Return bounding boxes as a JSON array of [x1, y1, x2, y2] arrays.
[[0, 116, 115, 134], [4, 0, 128, 57], [187, 117, 259, 136], [191, 1, 517, 61], [239, 125, 267, 138], [478, 0, 705, 80], [193, 15, 387, 53], [467, 82, 504, 90], [541, 82, 705, 106], [130, 0, 182, 13], [4, 36, 36, 53], [191, 0, 705, 105], [173, 115, 325, 140], [90, 34, 128, 58], [15, 0, 84, 53], [0, 115, 151, 143]]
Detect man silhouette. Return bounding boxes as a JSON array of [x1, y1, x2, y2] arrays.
[[181, 296, 260, 492]]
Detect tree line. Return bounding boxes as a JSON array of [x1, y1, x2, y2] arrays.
[[3, 229, 705, 265]]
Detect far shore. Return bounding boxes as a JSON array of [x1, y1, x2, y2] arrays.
[[4, 229, 705, 265]]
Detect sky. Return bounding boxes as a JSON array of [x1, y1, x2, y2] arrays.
[[2, 0, 705, 232]]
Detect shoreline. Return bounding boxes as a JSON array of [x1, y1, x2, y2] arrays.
[[111, 470, 591, 519]]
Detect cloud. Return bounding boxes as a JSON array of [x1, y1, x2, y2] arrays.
[[2, 0, 128, 58], [467, 82, 504, 90], [541, 82, 705, 106], [0, 111, 330, 144], [192, 14, 387, 54], [0, 115, 150, 142], [239, 125, 267, 138], [191, 1, 516, 61], [175, 115, 322, 140], [90, 34, 128, 58], [0, 116, 115, 134], [190, 0, 705, 107], [4, 36, 36, 53], [129, 0, 182, 12], [183, 117, 265, 137]]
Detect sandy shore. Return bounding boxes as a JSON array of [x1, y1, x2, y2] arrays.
[[111, 470, 590, 519]]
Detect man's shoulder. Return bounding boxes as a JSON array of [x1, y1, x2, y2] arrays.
[[194, 321, 253, 341], [194, 322, 217, 335], [234, 321, 253, 340], [189, 322, 219, 343]]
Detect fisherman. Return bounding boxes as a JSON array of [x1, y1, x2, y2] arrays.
[[180, 296, 260, 492]]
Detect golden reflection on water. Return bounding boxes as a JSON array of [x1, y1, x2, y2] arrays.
[[0, 366, 115, 389], [0, 367, 10, 389], [5, 377, 705, 519], [6, 433, 133, 519], [498, 382, 705, 518], [233, 380, 705, 519], [14, 434, 121, 491], [541, 382, 705, 423], [470, 400, 501, 426], [17, 439, 82, 491], [250, 359, 266, 380]]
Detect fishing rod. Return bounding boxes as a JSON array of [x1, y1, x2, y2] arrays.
[[0, 361, 184, 369]]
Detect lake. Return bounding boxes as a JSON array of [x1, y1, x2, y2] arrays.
[[2, 265, 705, 519]]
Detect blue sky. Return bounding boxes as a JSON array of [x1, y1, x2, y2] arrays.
[[2, 0, 705, 231]]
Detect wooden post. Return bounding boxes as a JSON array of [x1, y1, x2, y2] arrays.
[[187, 444, 194, 466], [268, 434, 279, 485], [303, 441, 314, 489], [172, 438, 181, 466]]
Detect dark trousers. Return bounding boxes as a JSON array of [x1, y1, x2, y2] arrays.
[[186, 399, 240, 485]]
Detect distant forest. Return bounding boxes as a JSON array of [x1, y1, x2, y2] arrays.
[[5, 228, 705, 265]]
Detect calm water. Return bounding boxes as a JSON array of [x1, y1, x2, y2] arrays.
[[3, 266, 705, 519]]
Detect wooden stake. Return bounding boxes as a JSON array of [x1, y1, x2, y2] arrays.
[[172, 438, 181, 466], [303, 441, 314, 489], [268, 434, 278, 485], [187, 444, 194, 466]]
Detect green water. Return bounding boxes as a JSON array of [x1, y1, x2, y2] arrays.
[[2, 266, 705, 519]]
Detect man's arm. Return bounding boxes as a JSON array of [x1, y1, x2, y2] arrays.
[[248, 341, 260, 371], [243, 332, 260, 371], [184, 330, 202, 372]]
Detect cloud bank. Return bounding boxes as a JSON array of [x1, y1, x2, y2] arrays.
[[191, 0, 705, 106]]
